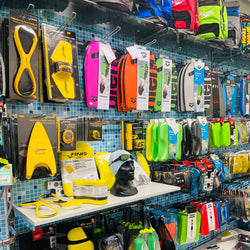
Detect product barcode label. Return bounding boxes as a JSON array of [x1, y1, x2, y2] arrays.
[[0, 175, 10, 184]]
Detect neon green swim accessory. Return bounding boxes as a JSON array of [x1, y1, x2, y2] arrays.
[[158, 121, 169, 162], [210, 121, 221, 148], [221, 122, 231, 147]]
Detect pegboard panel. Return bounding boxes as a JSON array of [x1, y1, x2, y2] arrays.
[[0, 1, 249, 248]]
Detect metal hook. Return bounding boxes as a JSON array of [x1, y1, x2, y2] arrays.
[[101, 26, 121, 43], [144, 39, 157, 47], [22, 3, 35, 17], [57, 12, 77, 31]]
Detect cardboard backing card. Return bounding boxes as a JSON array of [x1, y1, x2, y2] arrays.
[[8, 10, 39, 103], [16, 114, 57, 180], [42, 23, 80, 102]]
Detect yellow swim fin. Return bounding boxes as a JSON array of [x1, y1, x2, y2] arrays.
[[135, 151, 150, 177], [26, 122, 57, 179], [94, 151, 115, 190]]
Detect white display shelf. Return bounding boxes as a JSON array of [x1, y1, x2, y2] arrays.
[[194, 228, 250, 249], [14, 182, 180, 228]]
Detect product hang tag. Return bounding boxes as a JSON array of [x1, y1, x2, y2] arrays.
[[206, 203, 216, 232], [166, 118, 179, 135], [197, 116, 208, 154], [194, 61, 205, 82], [136, 49, 150, 111], [194, 61, 205, 112], [97, 44, 111, 110], [101, 43, 116, 64], [161, 59, 172, 112], [197, 116, 207, 126], [0, 164, 13, 186], [126, 46, 141, 59], [186, 212, 197, 244]]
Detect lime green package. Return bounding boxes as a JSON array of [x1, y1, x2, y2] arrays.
[[221, 121, 231, 147], [166, 119, 183, 161], [197, 0, 228, 39], [210, 120, 221, 148], [158, 121, 169, 162], [154, 58, 173, 112], [177, 209, 201, 245], [151, 122, 159, 162]]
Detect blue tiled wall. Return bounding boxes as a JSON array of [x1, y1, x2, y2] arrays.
[[0, 1, 249, 249]]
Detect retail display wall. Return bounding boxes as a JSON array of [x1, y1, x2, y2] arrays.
[[0, 0, 249, 249]]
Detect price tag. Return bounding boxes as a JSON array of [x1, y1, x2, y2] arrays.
[[166, 118, 179, 135], [126, 46, 141, 59], [101, 43, 116, 64], [197, 116, 207, 126]]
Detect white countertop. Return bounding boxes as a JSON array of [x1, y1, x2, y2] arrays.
[[194, 228, 250, 250], [14, 182, 180, 228]]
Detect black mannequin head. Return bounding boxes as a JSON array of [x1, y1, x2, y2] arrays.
[[109, 150, 138, 197]]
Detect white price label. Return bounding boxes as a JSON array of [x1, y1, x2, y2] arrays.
[[101, 43, 116, 64], [0, 175, 10, 184]]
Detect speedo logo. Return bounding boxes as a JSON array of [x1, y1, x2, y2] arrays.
[[200, 11, 214, 20], [67, 152, 87, 158], [189, 103, 194, 108]]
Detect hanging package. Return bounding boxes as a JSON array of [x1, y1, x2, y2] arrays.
[[177, 206, 201, 245], [221, 71, 237, 115], [154, 58, 178, 112], [177, 60, 205, 113], [7, 10, 39, 103], [170, 0, 199, 34], [239, 75, 250, 116], [224, 0, 241, 48], [41, 24, 81, 102], [13, 114, 57, 180], [84, 40, 117, 109], [134, 0, 172, 25], [197, 0, 228, 39], [206, 73, 225, 118], [117, 48, 157, 111], [240, 14, 250, 54]]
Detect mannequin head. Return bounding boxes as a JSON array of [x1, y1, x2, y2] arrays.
[[109, 150, 138, 197]]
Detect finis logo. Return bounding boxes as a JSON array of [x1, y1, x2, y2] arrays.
[[67, 152, 87, 158], [35, 148, 46, 153]]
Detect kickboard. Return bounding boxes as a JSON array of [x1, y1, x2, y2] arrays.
[[171, 62, 178, 111], [148, 54, 157, 110], [84, 41, 99, 108], [123, 53, 137, 110], [84, 41, 117, 109], [110, 59, 118, 109], [183, 62, 194, 112]]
